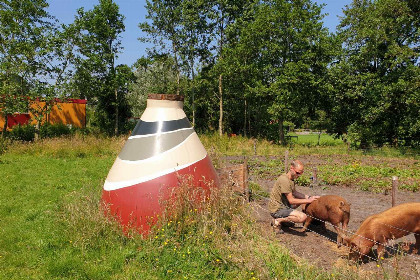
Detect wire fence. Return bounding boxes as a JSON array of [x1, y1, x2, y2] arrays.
[[248, 191, 420, 279]]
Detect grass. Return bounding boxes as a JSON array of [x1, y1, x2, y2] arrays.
[[1, 134, 417, 279], [287, 132, 344, 147]]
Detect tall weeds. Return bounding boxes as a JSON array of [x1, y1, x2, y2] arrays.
[[60, 174, 364, 279]]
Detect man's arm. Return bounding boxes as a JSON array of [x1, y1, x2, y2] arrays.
[[292, 190, 306, 199], [285, 192, 317, 205], [293, 190, 321, 200]]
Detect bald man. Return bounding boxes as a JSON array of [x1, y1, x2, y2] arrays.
[[268, 160, 320, 233]]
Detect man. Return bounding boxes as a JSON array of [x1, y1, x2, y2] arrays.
[[268, 159, 320, 233]]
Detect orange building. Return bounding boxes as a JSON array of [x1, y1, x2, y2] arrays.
[[0, 98, 87, 130]]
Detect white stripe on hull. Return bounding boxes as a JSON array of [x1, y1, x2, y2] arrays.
[[103, 154, 207, 191]]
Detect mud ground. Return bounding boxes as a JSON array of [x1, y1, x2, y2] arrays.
[[226, 155, 420, 279]]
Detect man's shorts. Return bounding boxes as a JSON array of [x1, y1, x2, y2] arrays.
[[270, 208, 293, 219]]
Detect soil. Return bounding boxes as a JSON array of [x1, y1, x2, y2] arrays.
[[225, 155, 420, 279]]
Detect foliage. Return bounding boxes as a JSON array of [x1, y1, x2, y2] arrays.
[[287, 133, 344, 147], [220, 0, 337, 143], [0, 136, 9, 156], [139, 0, 184, 95], [0, 0, 53, 135], [8, 124, 36, 142], [40, 123, 71, 138], [328, 0, 420, 148], [128, 55, 179, 117], [71, 0, 131, 135], [1, 0, 419, 149]]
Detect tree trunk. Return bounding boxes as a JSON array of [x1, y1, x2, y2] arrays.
[[172, 43, 180, 95], [35, 122, 40, 141], [191, 58, 195, 127], [115, 88, 119, 136], [243, 98, 247, 137], [2, 114, 8, 138], [217, 16, 225, 137], [278, 116, 285, 145], [218, 74, 223, 136]]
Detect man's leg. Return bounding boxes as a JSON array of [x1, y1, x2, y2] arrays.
[[282, 210, 307, 224], [272, 209, 307, 227]]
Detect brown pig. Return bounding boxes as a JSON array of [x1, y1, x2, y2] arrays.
[[344, 202, 420, 261], [301, 195, 351, 247]]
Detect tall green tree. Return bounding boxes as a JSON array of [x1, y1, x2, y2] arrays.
[[330, 0, 419, 147], [140, 0, 212, 126], [0, 0, 52, 136], [207, 0, 255, 136], [72, 0, 129, 135], [139, 0, 183, 95], [178, 0, 212, 126], [227, 0, 333, 143], [128, 55, 178, 117]]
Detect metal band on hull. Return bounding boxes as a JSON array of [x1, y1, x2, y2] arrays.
[[131, 117, 191, 137], [120, 128, 194, 161]]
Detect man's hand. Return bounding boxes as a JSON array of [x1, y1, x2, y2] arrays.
[[308, 196, 320, 203]]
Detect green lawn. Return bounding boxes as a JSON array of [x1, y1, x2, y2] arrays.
[[0, 152, 115, 279]]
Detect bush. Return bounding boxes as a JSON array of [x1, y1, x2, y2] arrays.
[[40, 123, 71, 138], [9, 124, 35, 141], [9, 123, 75, 142]]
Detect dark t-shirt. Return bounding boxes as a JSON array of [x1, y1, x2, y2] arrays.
[[268, 173, 295, 213]]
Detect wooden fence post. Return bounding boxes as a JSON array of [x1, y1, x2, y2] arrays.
[[392, 176, 398, 207], [312, 167, 318, 186], [244, 157, 249, 201], [284, 150, 289, 173]]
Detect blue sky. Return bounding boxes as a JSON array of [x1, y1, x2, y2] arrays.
[[47, 0, 352, 67]]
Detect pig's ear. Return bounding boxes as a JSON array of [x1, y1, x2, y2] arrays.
[[339, 232, 350, 244], [342, 235, 350, 246]]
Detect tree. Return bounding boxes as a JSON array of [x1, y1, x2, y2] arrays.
[[206, 0, 255, 136], [227, 0, 333, 143], [178, 0, 212, 126], [0, 0, 52, 136], [140, 0, 212, 126], [330, 0, 420, 147], [128, 55, 178, 117], [72, 0, 128, 135], [139, 0, 183, 95]]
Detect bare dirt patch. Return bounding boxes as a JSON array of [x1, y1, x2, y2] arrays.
[[226, 155, 420, 278]]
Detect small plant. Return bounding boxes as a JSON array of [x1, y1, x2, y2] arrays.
[[0, 136, 9, 156], [9, 124, 35, 141], [248, 181, 269, 199], [296, 175, 311, 186]]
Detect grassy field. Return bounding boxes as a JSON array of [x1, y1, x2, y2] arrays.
[[1, 134, 417, 279]]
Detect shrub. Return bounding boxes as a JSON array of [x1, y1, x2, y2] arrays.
[[9, 124, 35, 141], [40, 123, 71, 138]]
